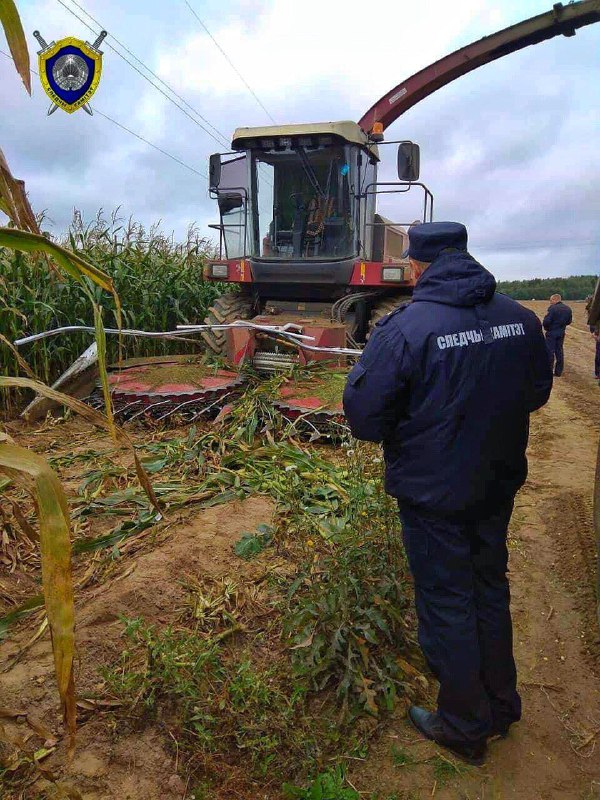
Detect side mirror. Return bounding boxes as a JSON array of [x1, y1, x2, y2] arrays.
[[209, 153, 221, 191], [218, 192, 243, 215], [397, 141, 420, 182]]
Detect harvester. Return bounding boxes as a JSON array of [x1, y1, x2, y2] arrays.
[[17, 1, 600, 428]]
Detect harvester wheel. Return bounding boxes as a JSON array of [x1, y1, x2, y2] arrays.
[[201, 293, 254, 356], [368, 295, 411, 337]]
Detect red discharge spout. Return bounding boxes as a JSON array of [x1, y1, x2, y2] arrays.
[[358, 0, 600, 135]]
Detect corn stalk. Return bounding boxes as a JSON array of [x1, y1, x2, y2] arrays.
[[0, 433, 76, 748]]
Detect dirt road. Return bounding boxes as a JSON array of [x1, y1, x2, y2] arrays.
[[353, 301, 600, 799]]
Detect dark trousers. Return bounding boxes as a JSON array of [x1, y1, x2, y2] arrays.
[[595, 339, 600, 378], [399, 499, 521, 746], [545, 332, 565, 376]]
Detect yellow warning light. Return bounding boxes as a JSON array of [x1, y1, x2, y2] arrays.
[[370, 122, 384, 142]]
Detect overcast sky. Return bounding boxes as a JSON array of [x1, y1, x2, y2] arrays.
[[2, 0, 600, 280]]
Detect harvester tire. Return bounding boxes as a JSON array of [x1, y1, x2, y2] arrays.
[[201, 293, 254, 356], [368, 295, 411, 337]]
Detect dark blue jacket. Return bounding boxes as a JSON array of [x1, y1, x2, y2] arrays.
[[543, 302, 572, 337], [343, 250, 553, 516]]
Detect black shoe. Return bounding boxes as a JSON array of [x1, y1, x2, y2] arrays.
[[408, 706, 486, 766]]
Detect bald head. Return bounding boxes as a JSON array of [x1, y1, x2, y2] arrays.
[[550, 294, 562, 304]]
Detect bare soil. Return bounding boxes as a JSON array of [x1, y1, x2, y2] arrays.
[[1, 300, 599, 800]]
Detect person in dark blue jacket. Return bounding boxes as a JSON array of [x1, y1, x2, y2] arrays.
[[542, 294, 572, 376], [343, 222, 553, 766]]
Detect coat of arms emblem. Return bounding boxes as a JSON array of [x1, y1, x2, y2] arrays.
[[33, 30, 107, 115]]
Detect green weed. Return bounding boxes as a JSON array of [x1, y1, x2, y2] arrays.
[[102, 616, 308, 773], [431, 754, 469, 785], [283, 766, 359, 799], [391, 745, 416, 767], [233, 524, 274, 559], [284, 444, 421, 716]]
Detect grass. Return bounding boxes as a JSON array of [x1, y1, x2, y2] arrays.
[[283, 766, 360, 799], [431, 754, 470, 785], [102, 615, 315, 776], [0, 209, 225, 411], [391, 746, 416, 767], [63, 390, 421, 788]]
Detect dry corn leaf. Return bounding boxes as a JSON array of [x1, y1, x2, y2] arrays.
[[0, 149, 38, 232], [0, 440, 76, 749], [396, 656, 420, 678], [0, 332, 37, 379], [10, 499, 38, 542], [0, 0, 31, 94], [0, 706, 27, 719], [0, 377, 161, 515], [76, 698, 123, 711]]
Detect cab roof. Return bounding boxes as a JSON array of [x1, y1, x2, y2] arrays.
[[231, 120, 379, 159]]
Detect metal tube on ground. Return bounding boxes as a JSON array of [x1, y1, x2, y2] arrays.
[[14, 323, 362, 356]]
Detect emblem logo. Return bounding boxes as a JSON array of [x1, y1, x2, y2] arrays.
[[33, 30, 107, 115]]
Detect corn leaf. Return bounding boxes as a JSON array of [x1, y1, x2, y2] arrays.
[[0, 149, 39, 233], [0, 376, 161, 515], [0, 332, 37, 378], [0, 227, 123, 435], [0, 0, 31, 94], [0, 438, 75, 746], [0, 227, 116, 295]]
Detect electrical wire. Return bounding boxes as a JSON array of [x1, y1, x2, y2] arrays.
[[184, 0, 276, 124], [55, 0, 231, 149], [58, 0, 231, 149], [55, 0, 275, 188], [92, 109, 206, 177], [0, 49, 205, 177]]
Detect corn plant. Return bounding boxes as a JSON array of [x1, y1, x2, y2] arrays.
[[0, 3, 155, 749], [0, 209, 221, 411], [0, 432, 76, 745]]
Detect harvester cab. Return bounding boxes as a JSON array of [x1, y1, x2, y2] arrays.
[[204, 121, 432, 358]]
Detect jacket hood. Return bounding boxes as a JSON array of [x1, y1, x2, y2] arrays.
[[412, 250, 497, 307]]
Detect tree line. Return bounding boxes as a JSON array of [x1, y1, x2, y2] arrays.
[[497, 275, 598, 301]]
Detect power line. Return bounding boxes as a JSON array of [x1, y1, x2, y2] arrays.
[[184, 0, 276, 124], [59, 0, 230, 149], [57, 0, 274, 188], [92, 109, 206, 177], [55, 0, 230, 149], [0, 49, 205, 177]]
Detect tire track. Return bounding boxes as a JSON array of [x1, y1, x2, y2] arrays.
[[542, 480, 599, 667]]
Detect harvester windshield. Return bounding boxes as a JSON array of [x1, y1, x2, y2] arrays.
[[251, 143, 355, 261]]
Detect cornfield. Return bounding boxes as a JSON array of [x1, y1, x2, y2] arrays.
[[0, 210, 225, 410]]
